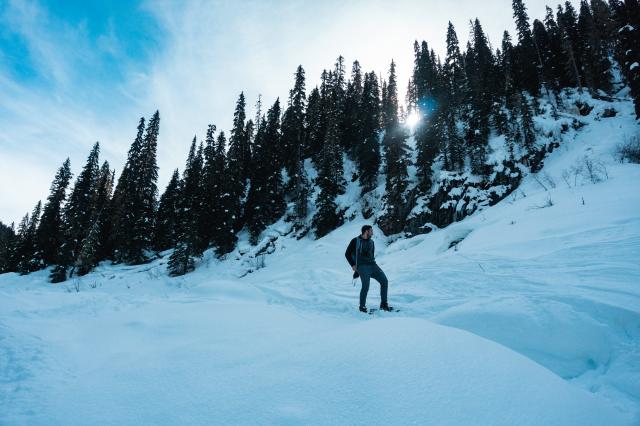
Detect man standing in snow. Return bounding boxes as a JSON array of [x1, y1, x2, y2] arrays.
[[345, 225, 393, 313]]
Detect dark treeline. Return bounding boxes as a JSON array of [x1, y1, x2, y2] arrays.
[[1, 0, 638, 278]]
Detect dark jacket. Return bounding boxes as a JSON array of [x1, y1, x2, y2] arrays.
[[345, 236, 376, 267]]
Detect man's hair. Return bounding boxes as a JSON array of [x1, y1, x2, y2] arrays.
[[361, 225, 373, 234]]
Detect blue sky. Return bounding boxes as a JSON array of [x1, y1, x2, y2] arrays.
[[0, 0, 575, 225], [1, 1, 158, 82]]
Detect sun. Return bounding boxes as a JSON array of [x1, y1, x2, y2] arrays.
[[406, 111, 421, 130]]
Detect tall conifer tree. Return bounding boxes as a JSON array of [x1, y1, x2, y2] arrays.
[[154, 168, 181, 252], [357, 71, 382, 194], [36, 158, 72, 267], [379, 60, 410, 234]]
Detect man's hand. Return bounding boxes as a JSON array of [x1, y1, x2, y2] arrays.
[[352, 265, 357, 272]]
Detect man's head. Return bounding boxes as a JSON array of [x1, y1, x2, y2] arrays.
[[361, 225, 373, 239]]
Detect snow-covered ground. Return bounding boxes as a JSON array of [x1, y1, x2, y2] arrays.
[[1, 95, 639, 425]]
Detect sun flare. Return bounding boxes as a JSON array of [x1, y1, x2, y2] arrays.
[[406, 111, 421, 129]]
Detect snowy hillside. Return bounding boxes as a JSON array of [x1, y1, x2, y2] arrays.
[[1, 94, 640, 424]]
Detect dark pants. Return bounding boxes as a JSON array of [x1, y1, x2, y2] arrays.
[[358, 263, 388, 307]]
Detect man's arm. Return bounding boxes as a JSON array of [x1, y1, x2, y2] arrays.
[[345, 238, 356, 267]]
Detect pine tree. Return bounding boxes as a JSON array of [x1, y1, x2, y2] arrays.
[[495, 42, 510, 137], [135, 111, 160, 260], [578, 0, 613, 93], [61, 142, 101, 273], [109, 117, 145, 262], [167, 241, 195, 276], [379, 60, 410, 234], [0, 222, 15, 273], [25, 203, 43, 273], [294, 165, 311, 222], [228, 93, 249, 180], [312, 59, 350, 236], [75, 219, 101, 276], [520, 94, 536, 152], [313, 107, 344, 238], [466, 19, 496, 175], [533, 18, 560, 95], [500, 31, 517, 100], [591, 0, 616, 52], [558, 3, 584, 90], [413, 40, 439, 113], [416, 112, 442, 190], [544, 6, 568, 89], [212, 132, 238, 255], [310, 70, 334, 165], [246, 118, 269, 243], [36, 158, 72, 267], [342, 60, 364, 158], [332, 57, 348, 141], [263, 99, 285, 221], [200, 124, 220, 249], [442, 22, 467, 171], [246, 99, 284, 243], [165, 137, 205, 276], [281, 66, 308, 218], [244, 119, 255, 149], [110, 112, 160, 264], [16, 201, 42, 274], [11, 213, 30, 273], [357, 71, 382, 194], [226, 93, 249, 231], [305, 86, 324, 160], [503, 91, 521, 158], [154, 168, 181, 252], [281, 66, 307, 178], [405, 77, 417, 116], [512, 0, 541, 95], [91, 161, 114, 263], [180, 137, 205, 255], [613, 0, 640, 117], [414, 41, 441, 189], [444, 22, 467, 107]]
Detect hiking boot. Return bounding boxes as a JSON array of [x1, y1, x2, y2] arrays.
[[380, 302, 394, 312], [359, 306, 368, 313]]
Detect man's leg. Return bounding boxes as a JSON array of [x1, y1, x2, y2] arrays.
[[371, 264, 388, 304], [359, 266, 371, 307]]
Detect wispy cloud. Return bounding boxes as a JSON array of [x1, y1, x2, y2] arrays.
[[2, 0, 92, 88]]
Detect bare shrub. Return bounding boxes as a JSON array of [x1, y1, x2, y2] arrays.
[[541, 171, 557, 189], [617, 135, 640, 164], [561, 169, 572, 188], [571, 155, 608, 185], [533, 174, 549, 191], [534, 172, 557, 191], [528, 196, 554, 210]]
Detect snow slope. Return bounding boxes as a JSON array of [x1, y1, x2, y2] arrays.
[[0, 287, 629, 425], [1, 94, 639, 424]]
